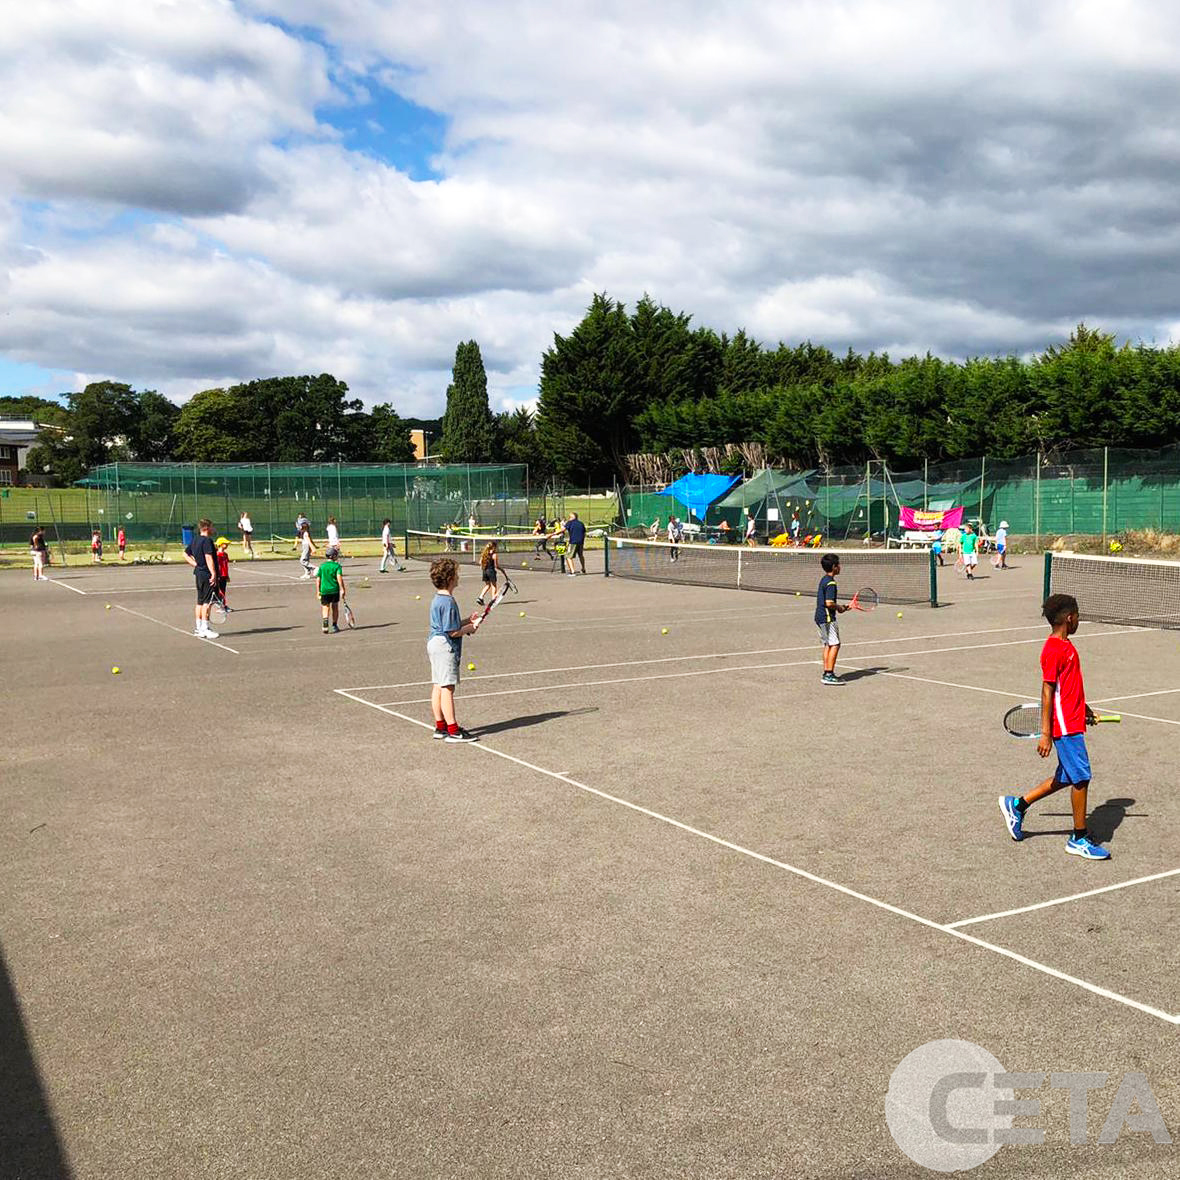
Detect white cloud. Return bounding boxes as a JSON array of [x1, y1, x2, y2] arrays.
[[3, 0, 1180, 414]]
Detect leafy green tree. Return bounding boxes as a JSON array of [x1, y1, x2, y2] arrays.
[[440, 341, 495, 461], [172, 388, 254, 460], [368, 403, 416, 462], [127, 390, 180, 460], [536, 293, 643, 482], [0, 395, 69, 425]]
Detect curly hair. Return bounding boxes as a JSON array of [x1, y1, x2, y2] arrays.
[[430, 557, 459, 589]]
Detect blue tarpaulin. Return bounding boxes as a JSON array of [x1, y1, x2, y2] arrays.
[[657, 473, 741, 520]]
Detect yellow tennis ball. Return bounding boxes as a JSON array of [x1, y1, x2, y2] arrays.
[[897, 611, 903, 618], [467, 662, 476, 671], [105, 603, 111, 610], [795, 591, 800, 597], [661, 627, 668, 635], [415, 594, 421, 600], [111, 666, 120, 675], [519, 611, 526, 617], [521, 560, 528, 567]]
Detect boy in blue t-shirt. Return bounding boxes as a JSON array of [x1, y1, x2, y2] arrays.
[[427, 558, 480, 742], [816, 553, 850, 686]]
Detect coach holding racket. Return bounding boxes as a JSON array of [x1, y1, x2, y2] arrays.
[[184, 518, 221, 640], [562, 512, 587, 576]]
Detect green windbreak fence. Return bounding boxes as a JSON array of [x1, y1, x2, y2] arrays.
[[52, 462, 529, 545], [621, 444, 1180, 541]]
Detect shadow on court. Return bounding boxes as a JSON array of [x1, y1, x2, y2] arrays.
[[839, 665, 908, 682], [1039, 797, 1140, 844], [473, 707, 599, 737], [0, 945, 72, 1179]]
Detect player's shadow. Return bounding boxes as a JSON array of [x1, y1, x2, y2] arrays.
[[226, 625, 299, 636], [473, 706, 598, 737], [350, 622, 398, 632], [0, 944, 73, 1178], [839, 665, 907, 682], [1042, 797, 1138, 844]]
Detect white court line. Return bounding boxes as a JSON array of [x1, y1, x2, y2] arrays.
[[334, 690, 1180, 1026], [113, 604, 239, 654], [46, 578, 87, 596], [1092, 687, 1180, 704], [378, 658, 821, 705], [341, 622, 1056, 693], [370, 628, 1146, 704], [947, 868, 1180, 928], [838, 662, 1180, 728]]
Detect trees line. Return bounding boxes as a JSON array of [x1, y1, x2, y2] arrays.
[[9, 299, 1180, 485]]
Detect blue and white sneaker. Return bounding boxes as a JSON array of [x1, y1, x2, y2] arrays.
[[998, 795, 1024, 841], [1065, 834, 1111, 860]]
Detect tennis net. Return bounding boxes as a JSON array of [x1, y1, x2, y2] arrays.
[[605, 537, 937, 605], [1045, 552, 1180, 628], [406, 529, 574, 574]]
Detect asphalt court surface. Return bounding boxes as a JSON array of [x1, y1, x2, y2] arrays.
[[3, 552, 1178, 1177]]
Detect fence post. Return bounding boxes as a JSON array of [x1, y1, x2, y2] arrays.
[[978, 456, 986, 525], [923, 458, 928, 511], [1101, 446, 1108, 547], [1034, 451, 1041, 548], [1043, 552, 1053, 601]]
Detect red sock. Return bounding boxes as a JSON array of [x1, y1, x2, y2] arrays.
[[435, 720, 447, 732], [447, 723, 460, 735]]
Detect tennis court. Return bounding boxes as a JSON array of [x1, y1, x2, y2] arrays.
[[3, 547, 1178, 1177]]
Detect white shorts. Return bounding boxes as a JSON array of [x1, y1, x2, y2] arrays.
[[964, 552, 978, 567], [32, 551, 44, 573], [817, 620, 840, 647], [427, 634, 461, 687]]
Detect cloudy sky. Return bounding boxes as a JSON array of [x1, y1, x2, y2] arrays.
[[2, 0, 1180, 417]]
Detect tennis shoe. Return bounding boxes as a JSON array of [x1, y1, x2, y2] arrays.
[[432, 728, 447, 740], [998, 795, 1024, 841], [821, 671, 844, 686], [444, 728, 479, 743], [203, 628, 220, 639], [1065, 835, 1110, 860], [331, 624, 340, 633]]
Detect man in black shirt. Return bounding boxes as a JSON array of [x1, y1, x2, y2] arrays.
[[184, 518, 220, 639]]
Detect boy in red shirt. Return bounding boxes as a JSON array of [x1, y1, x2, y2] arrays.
[[999, 594, 1109, 859], [214, 538, 233, 613], [117, 526, 127, 560]]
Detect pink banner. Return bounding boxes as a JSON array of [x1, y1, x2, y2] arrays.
[[900, 505, 964, 531]]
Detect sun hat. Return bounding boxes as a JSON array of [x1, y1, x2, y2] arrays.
[[999, 521, 1009, 529]]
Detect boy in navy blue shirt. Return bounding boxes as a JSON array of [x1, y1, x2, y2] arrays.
[[816, 553, 850, 685], [563, 512, 587, 575]]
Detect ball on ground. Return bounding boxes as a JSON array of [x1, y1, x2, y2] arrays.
[[519, 611, 526, 617], [415, 594, 421, 600], [111, 666, 120, 675], [661, 627, 668, 635], [105, 603, 111, 610], [897, 611, 903, 618], [467, 662, 476, 671]]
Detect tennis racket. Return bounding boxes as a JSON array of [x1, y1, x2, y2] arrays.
[[1002, 703, 1122, 738], [848, 586, 879, 612], [342, 599, 355, 629], [991, 552, 1003, 568], [210, 587, 228, 625], [471, 583, 509, 630], [954, 555, 965, 574], [500, 571, 519, 595]]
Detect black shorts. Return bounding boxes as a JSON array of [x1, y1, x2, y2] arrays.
[[320, 592, 340, 605], [570, 542, 584, 560], [196, 576, 215, 605], [482, 567, 497, 584]]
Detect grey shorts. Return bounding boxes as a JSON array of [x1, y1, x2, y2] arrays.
[[817, 620, 840, 647], [427, 634, 461, 687]]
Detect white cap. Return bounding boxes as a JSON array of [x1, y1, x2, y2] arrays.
[[999, 521, 1009, 529]]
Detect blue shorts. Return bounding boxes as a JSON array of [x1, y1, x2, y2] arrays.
[[1053, 733, 1092, 785], [997, 542, 1006, 553]]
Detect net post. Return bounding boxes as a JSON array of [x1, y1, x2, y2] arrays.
[[603, 534, 610, 577], [929, 549, 938, 607], [1043, 551, 1052, 602]]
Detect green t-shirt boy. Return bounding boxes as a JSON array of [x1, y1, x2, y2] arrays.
[[961, 530, 978, 555], [317, 559, 342, 595]]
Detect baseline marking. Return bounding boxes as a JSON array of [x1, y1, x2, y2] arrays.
[[377, 658, 821, 706], [113, 604, 240, 654], [46, 578, 87, 596], [946, 868, 1180, 928], [341, 622, 1059, 693], [334, 690, 1179, 1026], [1091, 687, 1180, 705]]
